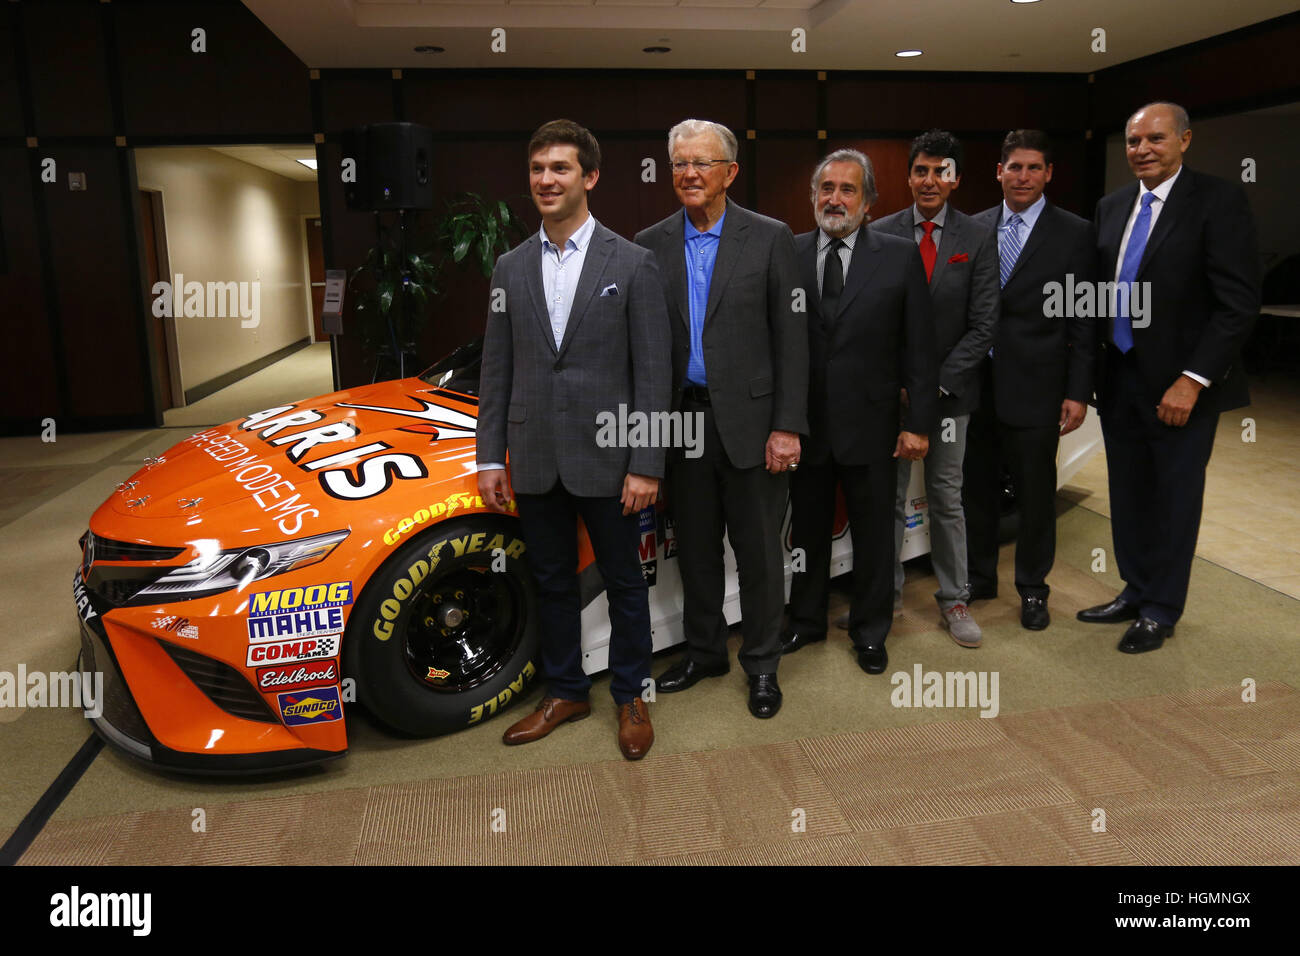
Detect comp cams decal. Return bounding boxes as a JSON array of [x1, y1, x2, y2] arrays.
[[246, 635, 339, 666], [277, 686, 343, 725], [247, 582, 353, 642]]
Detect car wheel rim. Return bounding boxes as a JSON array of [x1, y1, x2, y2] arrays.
[[403, 565, 527, 693]]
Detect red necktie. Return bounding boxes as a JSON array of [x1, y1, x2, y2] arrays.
[[920, 220, 937, 282]]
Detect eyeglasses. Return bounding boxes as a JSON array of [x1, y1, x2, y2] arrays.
[[670, 160, 731, 173]]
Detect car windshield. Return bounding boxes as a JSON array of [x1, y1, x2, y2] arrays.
[[418, 337, 483, 395]]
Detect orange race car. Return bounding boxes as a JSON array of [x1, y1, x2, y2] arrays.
[[75, 339, 1099, 773]]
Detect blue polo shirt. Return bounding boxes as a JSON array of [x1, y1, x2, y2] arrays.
[[683, 208, 726, 387]]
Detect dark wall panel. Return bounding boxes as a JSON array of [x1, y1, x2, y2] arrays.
[[1093, 14, 1300, 131], [0, 148, 59, 420], [753, 137, 819, 233], [827, 73, 1089, 134], [755, 72, 818, 131], [321, 71, 395, 134], [115, 0, 309, 137], [42, 147, 149, 418], [25, 0, 115, 138], [0, 9, 29, 137]]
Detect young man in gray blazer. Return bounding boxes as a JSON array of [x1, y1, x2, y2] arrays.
[[477, 119, 672, 760], [869, 129, 999, 648], [635, 119, 807, 719]]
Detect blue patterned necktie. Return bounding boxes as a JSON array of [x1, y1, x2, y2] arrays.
[[1114, 192, 1157, 353], [998, 213, 1023, 289]]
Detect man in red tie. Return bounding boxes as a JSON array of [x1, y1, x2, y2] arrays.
[[866, 130, 999, 653]]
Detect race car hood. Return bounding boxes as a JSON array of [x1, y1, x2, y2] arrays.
[[102, 378, 480, 533]]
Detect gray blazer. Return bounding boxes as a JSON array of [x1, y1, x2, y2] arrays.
[[635, 198, 808, 469], [870, 204, 999, 417], [477, 218, 673, 497]]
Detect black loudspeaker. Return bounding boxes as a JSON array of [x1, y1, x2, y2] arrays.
[[341, 122, 434, 211]]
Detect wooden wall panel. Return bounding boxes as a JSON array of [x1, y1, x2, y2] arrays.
[[0, 148, 59, 422], [115, 0, 310, 137], [752, 137, 819, 233], [321, 71, 395, 134], [42, 147, 150, 419], [25, 0, 115, 138], [1093, 14, 1300, 132], [755, 72, 818, 131]]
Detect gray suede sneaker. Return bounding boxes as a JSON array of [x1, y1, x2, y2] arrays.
[[940, 602, 982, 647]]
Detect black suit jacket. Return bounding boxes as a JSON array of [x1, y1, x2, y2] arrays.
[[973, 201, 1097, 428], [797, 225, 938, 466], [635, 198, 808, 469], [1094, 166, 1260, 413], [870, 204, 999, 417]]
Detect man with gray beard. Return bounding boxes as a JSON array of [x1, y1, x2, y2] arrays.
[[781, 149, 938, 674]]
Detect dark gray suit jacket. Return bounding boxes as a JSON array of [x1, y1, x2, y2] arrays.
[[634, 198, 808, 469], [973, 201, 1097, 427], [477, 218, 673, 497], [796, 225, 938, 465], [870, 204, 999, 417]]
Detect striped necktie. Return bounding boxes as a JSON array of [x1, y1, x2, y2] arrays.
[[998, 212, 1024, 288]]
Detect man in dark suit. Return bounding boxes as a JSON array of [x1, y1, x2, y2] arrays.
[[781, 149, 937, 675], [477, 119, 671, 758], [869, 130, 999, 648], [964, 130, 1097, 630], [635, 118, 807, 718], [1082, 102, 1259, 653]]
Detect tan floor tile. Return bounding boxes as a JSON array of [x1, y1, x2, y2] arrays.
[[355, 764, 609, 865], [1100, 773, 1300, 865], [652, 832, 874, 866], [995, 695, 1275, 799], [1256, 574, 1300, 600], [799, 721, 1075, 831], [1169, 682, 1300, 773], [18, 815, 119, 866], [591, 741, 852, 863], [852, 803, 1141, 865]]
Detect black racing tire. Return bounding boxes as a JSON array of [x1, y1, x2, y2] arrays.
[[344, 515, 538, 736]]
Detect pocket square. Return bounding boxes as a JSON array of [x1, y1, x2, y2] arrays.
[[948, 253, 969, 264], [600, 284, 620, 296]]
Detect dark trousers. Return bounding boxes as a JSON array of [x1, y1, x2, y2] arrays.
[[1098, 351, 1219, 626], [669, 398, 787, 674], [788, 455, 898, 649], [515, 481, 652, 705], [964, 361, 1061, 600]]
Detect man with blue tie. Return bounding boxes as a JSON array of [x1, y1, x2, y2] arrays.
[[964, 130, 1096, 630], [1083, 102, 1260, 653]]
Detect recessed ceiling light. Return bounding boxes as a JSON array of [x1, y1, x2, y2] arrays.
[[895, 50, 923, 58], [1010, 0, 1042, 4], [643, 46, 671, 54], [297, 158, 318, 170], [413, 45, 444, 54]]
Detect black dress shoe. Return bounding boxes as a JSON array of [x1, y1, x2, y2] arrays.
[[748, 673, 782, 718], [780, 630, 827, 655], [1118, 618, 1174, 654], [968, 583, 998, 602], [656, 657, 729, 693], [1020, 596, 1050, 631], [855, 643, 888, 674], [1077, 596, 1140, 624]]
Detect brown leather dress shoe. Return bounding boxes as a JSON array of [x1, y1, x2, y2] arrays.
[[502, 696, 590, 745], [617, 698, 654, 760]]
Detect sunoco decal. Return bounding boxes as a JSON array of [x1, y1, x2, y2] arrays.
[[277, 686, 342, 725]]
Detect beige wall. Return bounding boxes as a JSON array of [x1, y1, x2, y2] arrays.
[[135, 147, 320, 393]]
